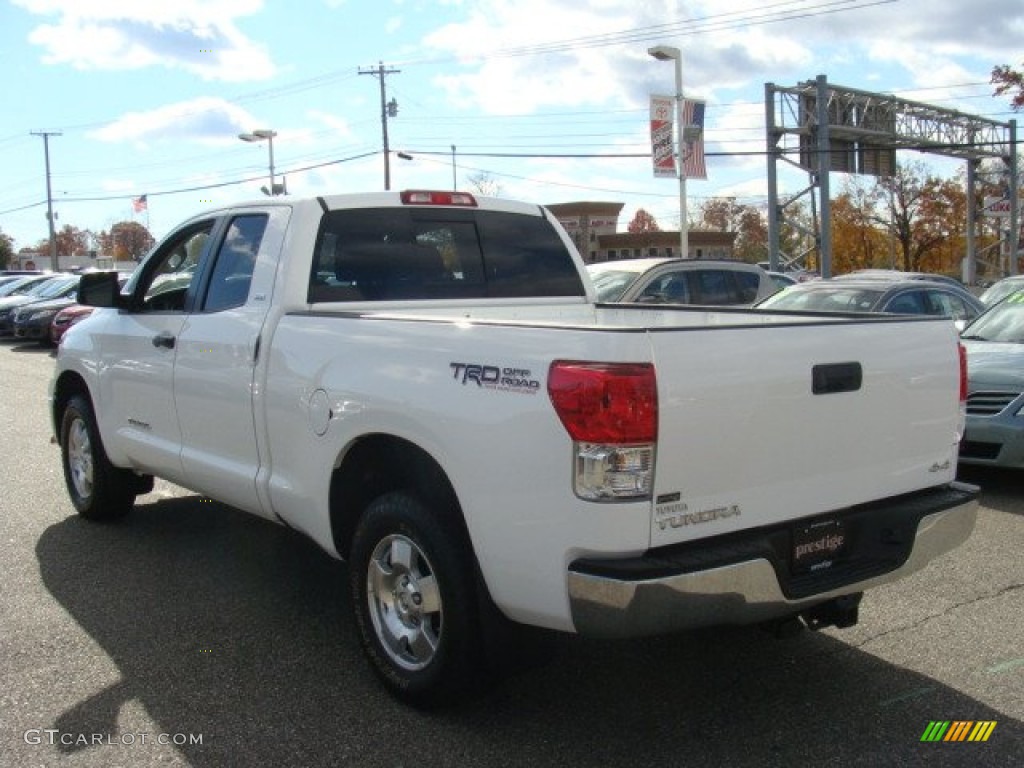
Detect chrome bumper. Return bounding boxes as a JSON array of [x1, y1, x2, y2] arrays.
[[568, 483, 978, 638]]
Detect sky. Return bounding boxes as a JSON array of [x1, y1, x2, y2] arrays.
[[1, 0, 1021, 253]]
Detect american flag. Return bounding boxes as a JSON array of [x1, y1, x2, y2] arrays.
[[132, 194, 148, 213], [680, 99, 707, 179]]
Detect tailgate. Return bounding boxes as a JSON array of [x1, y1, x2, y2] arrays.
[[648, 316, 961, 548]]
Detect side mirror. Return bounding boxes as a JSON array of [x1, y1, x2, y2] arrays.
[[78, 271, 123, 308]]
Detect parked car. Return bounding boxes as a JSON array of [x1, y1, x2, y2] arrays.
[[756, 277, 985, 329], [12, 294, 79, 344], [48, 274, 131, 345], [834, 268, 964, 287], [0, 275, 78, 336], [979, 275, 1024, 307], [958, 290, 1024, 469], [586, 258, 776, 306], [0, 273, 56, 298], [50, 304, 96, 345]]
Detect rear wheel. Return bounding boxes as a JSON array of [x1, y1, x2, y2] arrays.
[[350, 491, 482, 707], [60, 395, 137, 521]]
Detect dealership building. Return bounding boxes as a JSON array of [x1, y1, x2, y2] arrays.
[[546, 201, 736, 263]]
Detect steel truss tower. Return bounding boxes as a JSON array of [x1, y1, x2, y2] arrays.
[[766, 75, 1019, 280]]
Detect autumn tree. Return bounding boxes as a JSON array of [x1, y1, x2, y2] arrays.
[[734, 207, 768, 263], [627, 208, 660, 233], [698, 198, 741, 232], [992, 62, 1024, 110], [100, 221, 155, 261], [55, 225, 91, 258], [876, 162, 966, 274], [698, 198, 769, 263], [831, 180, 891, 273], [0, 228, 14, 269]]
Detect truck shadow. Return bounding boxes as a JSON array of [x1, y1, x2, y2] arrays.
[[957, 464, 1024, 516], [36, 495, 1020, 767]]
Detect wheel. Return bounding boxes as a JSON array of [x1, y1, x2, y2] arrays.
[[349, 491, 482, 707], [60, 394, 137, 521]]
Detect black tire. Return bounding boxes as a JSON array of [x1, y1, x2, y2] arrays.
[[349, 491, 482, 707], [59, 394, 137, 521]]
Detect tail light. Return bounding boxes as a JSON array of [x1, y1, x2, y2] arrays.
[[400, 190, 478, 207], [548, 361, 657, 501]]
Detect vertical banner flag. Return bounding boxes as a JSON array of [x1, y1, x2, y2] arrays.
[[650, 95, 676, 178], [681, 98, 707, 179]]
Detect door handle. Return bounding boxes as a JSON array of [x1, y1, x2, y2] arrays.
[[152, 332, 176, 349]]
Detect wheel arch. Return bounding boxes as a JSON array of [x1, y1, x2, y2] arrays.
[[51, 370, 92, 438], [329, 434, 471, 561]]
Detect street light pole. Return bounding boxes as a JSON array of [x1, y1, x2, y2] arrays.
[[648, 45, 688, 259], [238, 129, 279, 195]]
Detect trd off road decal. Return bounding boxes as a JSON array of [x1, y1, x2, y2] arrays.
[[450, 363, 540, 394]]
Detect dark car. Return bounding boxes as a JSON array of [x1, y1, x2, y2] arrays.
[[833, 268, 964, 288], [12, 294, 79, 343], [958, 290, 1024, 469], [48, 273, 132, 345], [756, 277, 985, 329], [0, 275, 78, 336]]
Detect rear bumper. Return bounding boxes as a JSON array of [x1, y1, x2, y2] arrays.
[[568, 482, 978, 638]]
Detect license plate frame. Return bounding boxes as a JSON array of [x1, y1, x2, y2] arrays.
[[792, 518, 848, 574]]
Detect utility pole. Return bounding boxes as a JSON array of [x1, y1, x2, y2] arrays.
[[31, 130, 62, 271], [359, 62, 400, 190]]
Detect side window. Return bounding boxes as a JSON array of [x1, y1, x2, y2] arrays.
[[927, 291, 974, 322], [130, 221, 215, 312], [638, 273, 688, 303], [203, 215, 268, 312], [691, 269, 739, 305], [885, 291, 927, 314], [734, 271, 762, 303]]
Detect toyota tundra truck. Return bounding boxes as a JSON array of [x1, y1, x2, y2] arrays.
[[50, 190, 978, 705]]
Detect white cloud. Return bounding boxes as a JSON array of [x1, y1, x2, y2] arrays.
[[88, 97, 259, 146], [13, 0, 275, 82]]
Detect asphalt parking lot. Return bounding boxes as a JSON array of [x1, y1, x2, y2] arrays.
[[1, 340, 1021, 767]]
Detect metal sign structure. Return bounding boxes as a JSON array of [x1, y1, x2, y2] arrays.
[[766, 75, 1019, 280]]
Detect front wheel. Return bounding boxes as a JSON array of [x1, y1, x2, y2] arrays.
[[60, 394, 137, 521], [349, 491, 482, 707]]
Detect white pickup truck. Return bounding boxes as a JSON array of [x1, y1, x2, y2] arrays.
[[51, 190, 978, 705]]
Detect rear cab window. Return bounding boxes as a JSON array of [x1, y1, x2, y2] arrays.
[[308, 208, 585, 302]]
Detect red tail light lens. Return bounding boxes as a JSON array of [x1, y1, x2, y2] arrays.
[[547, 361, 657, 443]]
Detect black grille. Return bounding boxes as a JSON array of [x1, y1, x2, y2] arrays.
[[966, 390, 1020, 416]]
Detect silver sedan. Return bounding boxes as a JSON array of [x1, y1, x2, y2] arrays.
[[959, 291, 1024, 469]]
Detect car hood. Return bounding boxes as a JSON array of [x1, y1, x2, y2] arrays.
[[963, 340, 1024, 389], [0, 295, 43, 310]]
